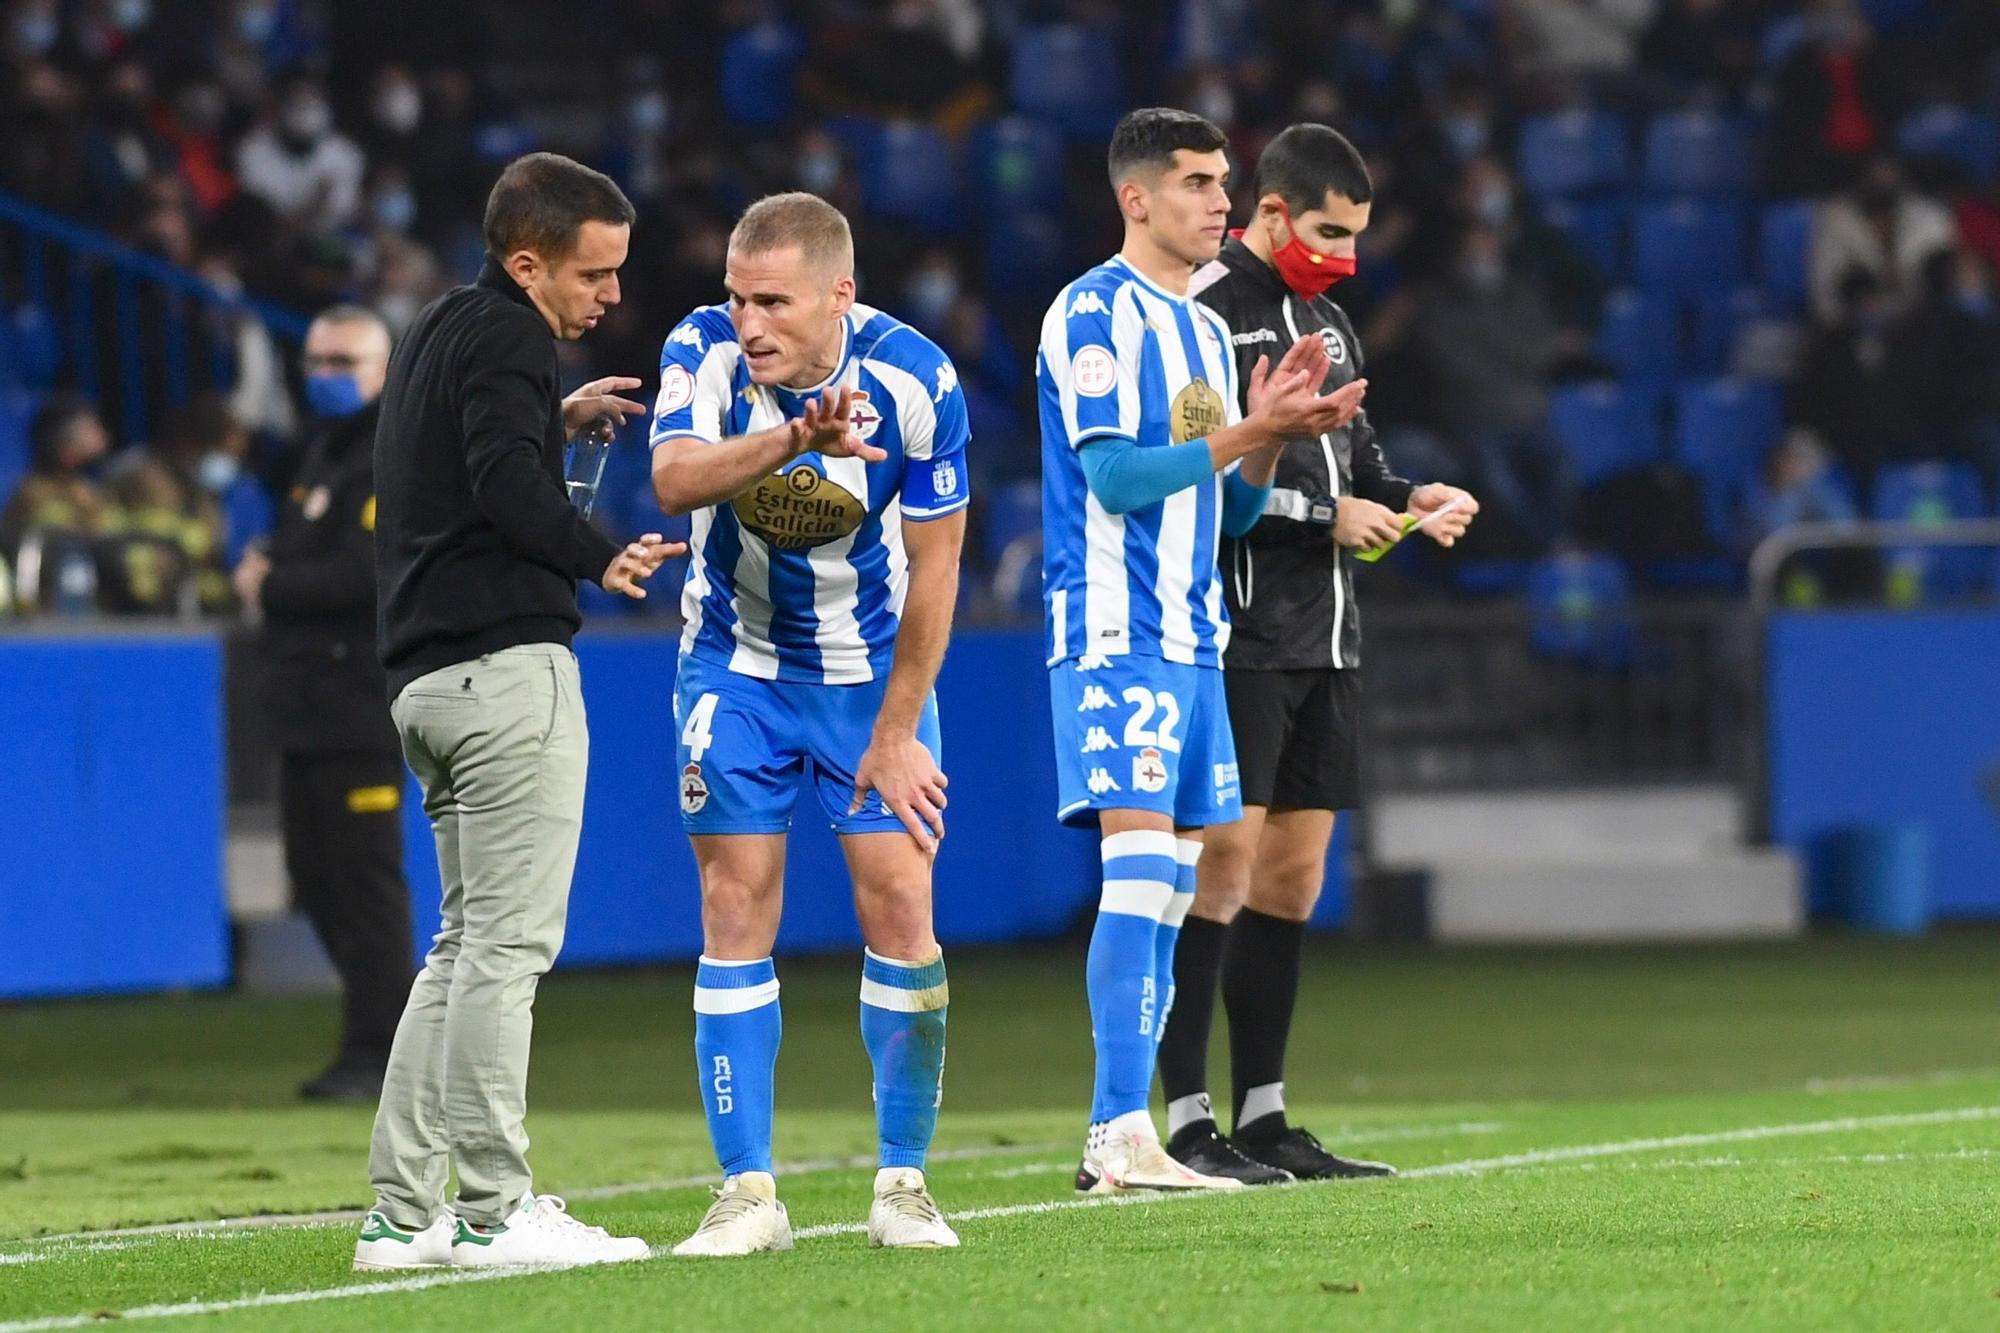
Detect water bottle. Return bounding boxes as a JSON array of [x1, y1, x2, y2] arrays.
[[53, 546, 98, 617], [565, 413, 618, 518]]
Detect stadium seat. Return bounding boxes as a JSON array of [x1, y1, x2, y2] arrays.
[[967, 116, 1067, 214], [1541, 197, 1628, 283], [0, 387, 36, 502], [1548, 380, 1662, 488], [1640, 111, 1752, 196], [1670, 377, 1785, 539], [4, 305, 60, 390], [1689, 287, 1785, 378], [1634, 200, 1745, 305], [719, 22, 805, 129], [1896, 106, 2000, 184], [1757, 200, 1817, 313], [1516, 109, 1629, 200], [1008, 24, 1125, 140], [1861, 0, 1943, 35], [861, 120, 962, 233], [979, 479, 1042, 569], [984, 210, 1073, 310], [1525, 551, 1633, 670], [1593, 288, 1676, 392], [1872, 460, 1988, 601]]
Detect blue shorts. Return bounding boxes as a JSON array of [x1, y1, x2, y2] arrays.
[[673, 652, 943, 835], [1048, 655, 1242, 829]]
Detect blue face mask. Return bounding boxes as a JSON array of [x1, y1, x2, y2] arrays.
[[305, 372, 369, 418], [197, 452, 240, 493]]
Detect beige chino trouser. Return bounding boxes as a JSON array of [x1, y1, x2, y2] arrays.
[[368, 643, 587, 1227]]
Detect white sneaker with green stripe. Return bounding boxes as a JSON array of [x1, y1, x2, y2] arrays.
[[352, 1211, 454, 1271], [451, 1194, 650, 1268]]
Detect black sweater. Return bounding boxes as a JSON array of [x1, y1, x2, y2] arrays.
[[373, 258, 623, 697]]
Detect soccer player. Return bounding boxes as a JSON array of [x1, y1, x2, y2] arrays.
[[1160, 124, 1477, 1183], [650, 193, 969, 1254], [1039, 108, 1370, 1193]]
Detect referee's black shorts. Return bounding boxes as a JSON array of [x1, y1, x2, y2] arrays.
[[1223, 667, 1361, 812]]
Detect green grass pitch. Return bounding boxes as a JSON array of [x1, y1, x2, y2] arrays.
[[2, 933, 1997, 1330]]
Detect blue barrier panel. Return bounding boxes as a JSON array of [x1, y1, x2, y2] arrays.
[[404, 629, 1351, 968], [0, 631, 227, 999], [1768, 610, 2000, 919]]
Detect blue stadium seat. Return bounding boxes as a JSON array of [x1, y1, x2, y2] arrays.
[[1634, 200, 1745, 305], [0, 388, 36, 502], [1671, 377, 1784, 538], [1873, 460, 1988, 601], [1861, 0, 1944, 35], [1896, 106, 2000, 184], [967, 116, 1067, 213], [1008, 25, 1125, 140], [863, 121, 962, 233], [1517, 110, 1629, 199], [1758, 200, 1817, 313], [979, 479, 1042, 569], [1541, 197, 1628, 283], [1689, 287, 1785, 378], [984, 211, 1073, 310], [719, 22, 805, 129], [1640, 111, 1752, 196], [1548, 380, 1662, 487], [4, 305, 60, 390], [1593, 289, 1676, 392], [1526, 551, 1633, 670]]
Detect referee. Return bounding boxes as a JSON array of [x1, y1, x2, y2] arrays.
[[357, 153, 678, 1271], [1160, 124, 1477, 1183]]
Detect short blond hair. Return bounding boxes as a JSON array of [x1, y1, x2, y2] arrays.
[[728, 192, 854, 276]]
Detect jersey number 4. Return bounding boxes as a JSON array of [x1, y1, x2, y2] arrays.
[[682, 691, 720, 763], [1121, 687, 1182, 753]]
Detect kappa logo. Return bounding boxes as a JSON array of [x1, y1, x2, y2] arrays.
[[1231, 328, 1279, 346], [657, 364, 695, 416], [1067, 290, 1109, 318], [1081, 726, 1116, 754], [933, 361, 958, 403], [679, 763, 709, 816], [932, 457, 958, 496], [1132, 747, 1168, 794], [1078, 685, 1116, 712], [1078, 653, 1114, 671], [1086, 767, 1122, 796], [668, 323, 704, 351], [1320, 327, 1348, 365]]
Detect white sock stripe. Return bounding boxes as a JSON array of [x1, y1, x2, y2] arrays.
[[859, 976, 950, 1012], [697, 955, 774, 969], [1100, 829, 1178, 863], [1098, 878, 1176, 918], [1160, 890, 1196, 928], [863, 946, 943, 969], [1240, 1082, 1286, 1126], [1174, 838, 1203, 867], [691, 979, 781, 1015]]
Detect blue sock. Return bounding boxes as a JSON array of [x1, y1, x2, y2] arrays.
[[693, 956, 781, 1177], [1087, 829, 1178, 1123], [859, 949, 949, 1170], [1154, 840, 1199, 1049]]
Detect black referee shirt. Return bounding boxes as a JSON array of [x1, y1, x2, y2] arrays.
[[1190, 236, 1413, 671], [373, 259, 623, 699]]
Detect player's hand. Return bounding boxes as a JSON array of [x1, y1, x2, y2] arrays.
[[1408, 483, 1480, 548], [563, 376, 649, 434], [849, 731, 948, 853], [1243, 332, 1328, 418], [599, 533, 685, 600], [788, 386, 889, 464], [1249, 340, 1367, 441], [231, 547, 271, 611], [1333, 497, 1404, 551]]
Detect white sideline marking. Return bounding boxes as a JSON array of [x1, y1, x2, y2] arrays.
[[3, 1104, 1994, 1331]]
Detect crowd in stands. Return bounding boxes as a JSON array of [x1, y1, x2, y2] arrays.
[[1, 0, 1998, 620]]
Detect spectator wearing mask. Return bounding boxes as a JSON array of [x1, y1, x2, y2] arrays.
[[1765, 0, 1901, 197], [1809, 155, 1957, 324], [235, 73, 364, 230], [1, 394, 111, 559], [232, 305, 411, 1103], [1738, 427, 1872, 604], [1793, 266, 1901, 483], [101, 393, 252, 612]]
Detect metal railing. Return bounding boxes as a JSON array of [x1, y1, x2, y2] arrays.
[[0, 190, 310, 443], [1747, 518, 2000, 612]]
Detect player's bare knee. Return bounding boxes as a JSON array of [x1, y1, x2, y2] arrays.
[[854, 876, 936, 960], [1249, 864, 1322, 922]]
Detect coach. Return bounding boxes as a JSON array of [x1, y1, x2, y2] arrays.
[[358, 153, 676, 1271]]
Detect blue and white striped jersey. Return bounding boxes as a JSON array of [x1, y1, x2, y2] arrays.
[[650, 302, 971, 684], [1037, 256, 1242, 668]]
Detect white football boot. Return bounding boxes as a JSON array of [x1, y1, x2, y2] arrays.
[[671, 1171, 795, 1257], [450, 1194, 649, 1268], [866, 1167, 960, 1249], [352, 1210, 454, 1270], [1075, 1126, 1247, 1194]]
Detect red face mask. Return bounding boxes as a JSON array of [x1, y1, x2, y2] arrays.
[[1263, 200, 1356, 300]]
